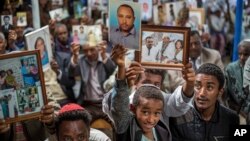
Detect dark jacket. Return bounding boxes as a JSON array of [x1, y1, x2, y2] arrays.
[[169, 101, 239, 141], [0, 120, 49, 141], [116, 116, 170, 141], [55, 51, 76, 102]]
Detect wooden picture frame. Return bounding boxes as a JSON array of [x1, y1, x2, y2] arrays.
[[0, 50, 47, 124], [140, 25, 190, 70]]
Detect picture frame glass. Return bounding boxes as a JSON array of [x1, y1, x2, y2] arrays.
[[0, 51, 47, 124], [140, 25, 190, 70]]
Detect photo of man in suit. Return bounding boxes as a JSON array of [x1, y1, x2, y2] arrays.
[[1, 15, 13, 34], [109, 1, 141, 50]]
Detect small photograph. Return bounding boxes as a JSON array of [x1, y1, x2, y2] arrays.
[[16, 12, 27, 27], [109, 0, 141, 50], [85, 25, 103, 45], [153, 4, 167, 25], [153, 1, 188, 26], [20, 57, 40, 87], [51, 0, 63, 6], [72, 25, 102, 46], [89, 0, 108, 11], [140, 25, 190, 70], [139, 0, 153, 22], [49, 8, 69, 22], [188, 8, 205, 31], [0, 59, 24, 90], [74, 0, 84, 19], [0, 89, 18, 120], [0, 50, 47, 124], [16, 86, 42, 116], [72, 25, 87, 45], [25, 26, 52, 71], [1, 15, 13, 33]]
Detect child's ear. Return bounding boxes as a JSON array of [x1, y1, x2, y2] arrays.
[[130, 104, 136, 114]]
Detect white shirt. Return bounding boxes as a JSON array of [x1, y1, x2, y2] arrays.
[[141, 45, 160, 62]]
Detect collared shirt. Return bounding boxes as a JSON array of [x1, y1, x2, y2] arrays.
[[84, 54, 105, 102], [110, 26, 139, 50], [141, 45, 160, 62]]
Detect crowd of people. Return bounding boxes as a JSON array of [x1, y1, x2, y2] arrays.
[[0, 0, 250, 141]]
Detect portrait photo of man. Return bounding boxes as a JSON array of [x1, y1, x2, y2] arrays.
[[109, 0, 141, 50], [1, 15, 13, 33]]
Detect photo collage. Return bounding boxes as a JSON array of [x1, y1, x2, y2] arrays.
[[0, 55, 44, 120]]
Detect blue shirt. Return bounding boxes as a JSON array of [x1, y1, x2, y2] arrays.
[[110, 26, 139, 50]]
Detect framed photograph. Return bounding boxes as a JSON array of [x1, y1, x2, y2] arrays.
[[109, 0, 141, 50], [25, 25, 52, 71], [153, 1, 184, 26], [1, 15, 13, 34], [1, 15, 13, 26], [0, 50, 47, 124], [139, 0, 153, 22], [72, 25, 102, 46], [188, 8, 205, 30], [16, 12, 27, 27], [140, 25, 190, 70], [49, 8, 69, 21]]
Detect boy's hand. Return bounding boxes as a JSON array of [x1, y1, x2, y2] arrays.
[[0, 120, 10, 134], [111, 44, 127, 67], [182, 63, 195, 97], [126, 61, 144, 87], [111, 44, 127, 80], [40, 105, 54, 125]]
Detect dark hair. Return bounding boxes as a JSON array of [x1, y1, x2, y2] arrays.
[[175, 40, 183, 48], [3, 15, 10, 19], [238, 40, 250, 53], [55, 110, 92, 139], [35, 37, 45, 48], [7, 69, 13, 74], [190, 30, 200, 37], [132, 85, 164, 107], [196, 63, 225, 89], [145, 36, 153, 41], [136, 69, 166, 85], [117, 4, 135, 17]]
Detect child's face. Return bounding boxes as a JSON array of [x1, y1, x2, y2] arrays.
[[134, 97, 163, 134]]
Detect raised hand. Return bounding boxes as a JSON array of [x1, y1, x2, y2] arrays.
[[50, 58, 60, 75], [182, 63, 195, 97], [126, 61, 144, 87], [111, 44, 127, 80], [111, 44, 127, 67], [70, 42, 80, 64], [40, 104, 54, 125]]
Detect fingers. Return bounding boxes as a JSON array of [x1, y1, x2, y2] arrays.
[[41, 105, 54, 115], [71, 43, 80, 55], [126, 66, 144, 77], [0, 120, 10, 134], [40, 105, 54, 124], [182, 63, 195, 85]]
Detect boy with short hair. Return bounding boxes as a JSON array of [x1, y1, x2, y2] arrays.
[[110, 45, 195, 140]]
